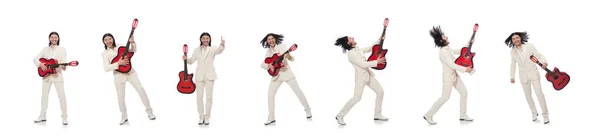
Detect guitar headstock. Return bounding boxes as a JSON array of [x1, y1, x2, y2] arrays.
[[383, 18, 389, 28], [289, 44, 298, 52], [132, 18, 139, 29], [183, 44, 188, 54], [529, 55, 539, 63], [473, 23, 479, 32], [69, 61, 79, 66]]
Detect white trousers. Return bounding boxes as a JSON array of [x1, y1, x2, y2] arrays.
[[114, 74, 153, 119], [521, 79, 549, 117], [196, 80, 214, 120], [337, 76, 385, 118], [39, 81, 68, 119], [267, 78, 311, 120], [425, 78, 469, 118]]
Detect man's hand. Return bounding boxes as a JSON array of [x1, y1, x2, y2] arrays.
[[510, 79, 515, 84], [376, 57, 386, 64], [542, 63, 548, 69], [39, 63, 48, 71], [117, 58, 130, 66], [182, 55, 187, 60]]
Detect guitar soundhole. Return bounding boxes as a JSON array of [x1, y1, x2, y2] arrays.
[[182, 86, 190, 89]]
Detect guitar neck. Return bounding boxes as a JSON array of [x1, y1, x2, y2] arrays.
[[466, 32, 476, 54], [49, 63, 70, 68], [536, 62, 556, 77], [121, 28, 136, 58], [377, 28, 387, 54], [274, 50, 291, 63], [183, 59, 189, 80]]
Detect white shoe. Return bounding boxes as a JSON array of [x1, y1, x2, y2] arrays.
[[306, 111, 312, 119], [148, 113, 156, 120], [264, 119, 275, 125], [335, 116, 346, 125], [543, 116, 550, 124], [119, 118, 128, 125], [33, 117, 46, 123], [459, 115, 474, 121], [204, 118, 210, 125], [423, 116, 437, 125], [62, 119, 68, 125], [532, 113, 538, 122], [374, 116, 389, 121]]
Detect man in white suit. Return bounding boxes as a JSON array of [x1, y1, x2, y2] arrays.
[[423, 26, 474, 125], [260, 33, 312, 125], [333, 35, 387, 125], [102, 33, 156, 125], [182, 32, 225, 125], [505, 32, 550, 124], [33, 32, 69, 125]]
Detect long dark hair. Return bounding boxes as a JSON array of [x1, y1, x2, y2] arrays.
[[200, 32, 212, 47], [102, 33, 117, 50], [260, 33, 284, 48], [334, 36, 353, 53], [504, 32, 529, 48], [48, 32, 60, 46], [429, 26, 446, 47]]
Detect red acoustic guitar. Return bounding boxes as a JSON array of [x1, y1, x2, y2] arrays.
[[177, 44, 196, 94], [530, 55, 570, 91], [264, 44, 297, 76], [111, 18, 138, 73], [367, 18, 389, 70], [454, 23, 479, 68], [38, 58, 79, 77]]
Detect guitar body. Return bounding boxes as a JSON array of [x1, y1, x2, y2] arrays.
[[177, 71, 196, 94], [38, 58, 58, 77], [367, 45, 388, 70], [111, 46, 134, 73], [454, 47, 476, 68], [264, 54, 285, 76], [545, 67, 570, 90]]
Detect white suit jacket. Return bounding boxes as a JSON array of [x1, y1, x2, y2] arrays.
[[102, 43, 137, 83], [261, 44, 296, 81], [439, 44, 469, 83], [348, 38, 381, 83], [187, 44, 225, 82], [510, 43, 547, 84], [33, 46, 67, 83]]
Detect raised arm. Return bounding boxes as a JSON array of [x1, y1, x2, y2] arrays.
[[360, 38, 382, 53], [33, 48, 45, 66], [280, 44, 294, 62], [440, 49, 467, 72], [129, 42, 137, 53], [102, 52, 119, 72], [215, 44, 225, 55], [187, 47, 198, 65], [349, 51, 378, 68]]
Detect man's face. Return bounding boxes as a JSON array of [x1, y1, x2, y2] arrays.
[[511, 34, 522, 46], [442, 35, 449, 45], [201, 35, 210, 46], [49, 34, 59, 45], [347, 37, 356, 47]]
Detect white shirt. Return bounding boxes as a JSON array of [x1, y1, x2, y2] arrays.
[[33, 45, 67, 82]]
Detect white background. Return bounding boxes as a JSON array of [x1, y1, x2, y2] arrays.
[[1, 0, 598, 139]]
